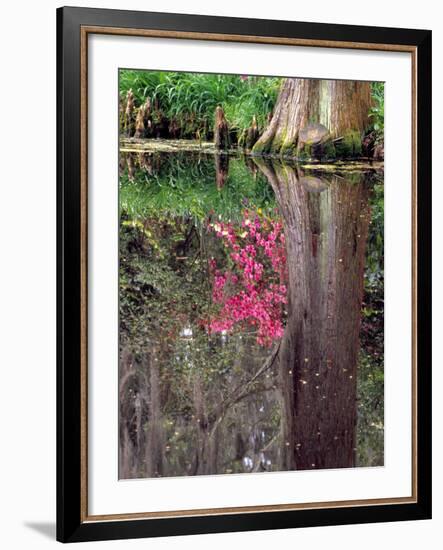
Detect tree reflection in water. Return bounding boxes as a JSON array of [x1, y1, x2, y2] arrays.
[[118, 152, 384, 479]]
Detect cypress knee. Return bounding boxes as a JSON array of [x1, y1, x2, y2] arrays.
[[143, 97, 152, 137], [124, 88, 135, 137], [214, 106, 230, 150], [245, 115, 260, 151], [134, 106, 146, 138]]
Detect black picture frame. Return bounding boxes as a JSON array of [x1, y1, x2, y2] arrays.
[[57, 6, 432, 543]]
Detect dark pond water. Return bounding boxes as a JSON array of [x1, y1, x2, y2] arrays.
[[118, 150, 384, 479]]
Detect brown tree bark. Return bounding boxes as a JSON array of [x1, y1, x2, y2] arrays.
[[123, 88, 135, 137], [239, 115, 260, 151], [256, 160, 371, 470], [252, 79, 371, 159], [214, 106, 230, 150], [134, 105, 146, 138]]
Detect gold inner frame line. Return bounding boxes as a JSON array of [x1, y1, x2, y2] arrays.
[[79, 25, 418, 523]]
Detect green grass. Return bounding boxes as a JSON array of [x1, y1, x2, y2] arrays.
[[119, 70, 281, 138], [120, 70, 384, 149]]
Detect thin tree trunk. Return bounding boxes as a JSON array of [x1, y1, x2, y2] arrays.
[[256, 160, 371, 470], [145, 350, 164, 477], [119, 348, 134, 478]]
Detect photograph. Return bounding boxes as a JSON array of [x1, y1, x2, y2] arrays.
[[0, 0, 436, 545], [118, 70, 385, 479]]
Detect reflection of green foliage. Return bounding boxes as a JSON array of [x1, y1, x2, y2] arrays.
[[119, 211, 280, 473], [358, 175, 384, 467], [119, 217, 207, 348], [365, 179, 384, 291], [356, 350, 384, 467], [119, 70, 281, 137], [120, 153, 276, 223]]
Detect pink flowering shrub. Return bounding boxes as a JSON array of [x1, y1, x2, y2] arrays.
[[207, 210, 287, 346]]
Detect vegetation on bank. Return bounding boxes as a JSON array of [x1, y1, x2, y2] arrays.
[[119, 70, 280, 142], [119, 71, 384, 159]]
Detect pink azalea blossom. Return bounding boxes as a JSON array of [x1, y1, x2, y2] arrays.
[[206, 210, 288, 346]]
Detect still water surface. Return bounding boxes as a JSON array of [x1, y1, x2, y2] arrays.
[[118, 151, 384, 479]]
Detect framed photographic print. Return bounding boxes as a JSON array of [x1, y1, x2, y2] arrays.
[[57, 6, 432, 543]]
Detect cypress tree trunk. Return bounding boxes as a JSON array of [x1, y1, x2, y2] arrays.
[[253, 79, 319, 157], [256, 161, 371, 470], [252, 79, 371, 159]]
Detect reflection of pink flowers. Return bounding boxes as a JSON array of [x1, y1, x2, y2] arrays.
[[207, 210, 287, 346]]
